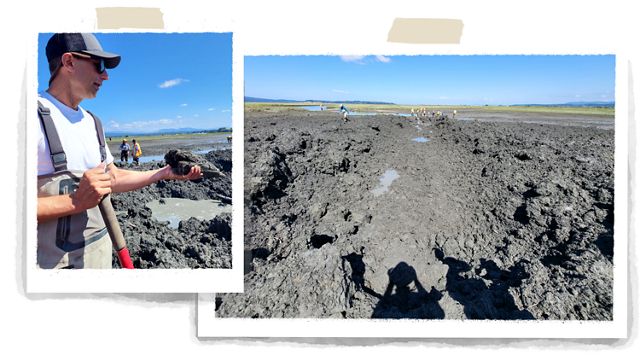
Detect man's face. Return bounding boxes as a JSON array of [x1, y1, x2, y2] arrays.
[[69, 53, 109, 99]]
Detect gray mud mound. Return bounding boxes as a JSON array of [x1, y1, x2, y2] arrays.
[[110, 149, 232, 268], [217, 109, 614, 320]]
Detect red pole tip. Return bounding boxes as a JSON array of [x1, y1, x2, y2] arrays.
[[117, 248, 134, 269]]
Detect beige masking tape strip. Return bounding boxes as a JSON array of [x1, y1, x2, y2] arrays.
[[96, 8, 164, 29], [388, 18, 463, 44]]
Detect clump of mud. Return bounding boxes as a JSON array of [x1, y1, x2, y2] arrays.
[[110, 149, 232, 268], [216, 109, 614, 320]]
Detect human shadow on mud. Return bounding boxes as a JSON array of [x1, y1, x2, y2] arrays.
[[347, 258, 445, 319], [434, 249, 534, 320]]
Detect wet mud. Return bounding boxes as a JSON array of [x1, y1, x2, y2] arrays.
[[109, 148, 232, 269], [217, 108, 614, 320]]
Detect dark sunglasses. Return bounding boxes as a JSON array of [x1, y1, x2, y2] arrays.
[[70, 52, 106, 74]]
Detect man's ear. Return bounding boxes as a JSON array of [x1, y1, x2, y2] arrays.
[[60, 53, 75, 71]]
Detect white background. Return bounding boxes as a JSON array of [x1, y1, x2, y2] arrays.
[[1, 0, 638, 359]]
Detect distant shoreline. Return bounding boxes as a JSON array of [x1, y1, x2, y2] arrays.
[[245, 101, 614, 117], [105, 129, 231, 139]]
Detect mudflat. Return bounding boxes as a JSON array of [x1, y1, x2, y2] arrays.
[[217, 107, 614, 320], [109, 143, 232, 269]]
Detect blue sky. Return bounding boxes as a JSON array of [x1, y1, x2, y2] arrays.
[[245, 55, 615, 106], [38, 33, 232, 134]]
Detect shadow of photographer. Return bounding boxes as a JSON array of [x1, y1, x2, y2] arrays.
[[370, 261, 445, 319], [434, 248, 534, 320]]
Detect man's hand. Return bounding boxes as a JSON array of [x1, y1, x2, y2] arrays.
[[162, 164, 203, 181], [71, 162, 112, 211]]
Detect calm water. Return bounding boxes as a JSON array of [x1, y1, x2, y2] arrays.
[[371, 169, 399, 196], [299, 106, 415, 117], [412, 137, 430, 143], [301, 105, 324, 111], [146, 198, 231, 229]]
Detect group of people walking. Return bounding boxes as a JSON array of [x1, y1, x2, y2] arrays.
[[411, 107, 455, 122], [119, 138, 142, 165]]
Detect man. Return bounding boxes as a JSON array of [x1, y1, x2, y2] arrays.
[[339, 103, 349, 122], [37, 33, 202, 269], [119, 139, 130, 163]]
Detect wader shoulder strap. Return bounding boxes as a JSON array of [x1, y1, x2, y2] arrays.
[[86, 110, 107, 163], [37, 101, 67, 172], [37, 101, 108, 169]]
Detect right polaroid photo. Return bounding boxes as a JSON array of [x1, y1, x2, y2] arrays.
[[203, 54, 627, 338]]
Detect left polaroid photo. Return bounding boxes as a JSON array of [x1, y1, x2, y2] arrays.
[[26, 32, 243, 293]]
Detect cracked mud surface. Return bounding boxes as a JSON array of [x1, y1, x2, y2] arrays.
[[218, 108, 614, 320]]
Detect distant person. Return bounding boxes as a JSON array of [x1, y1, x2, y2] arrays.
[[37, 33, 202, 269], [132, 139, 141, 165], [120, 139, 130, 163], [340, 103, 349, 122]]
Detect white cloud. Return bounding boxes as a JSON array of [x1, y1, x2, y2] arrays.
[[340, 56, 366, 64], [194, 114, 200, 117], [332, 89, 348, 94], [222, 109, 231, 113], [176, 115, 182, 119], [108, 121, 120, 129], [341, 55, 391, 64], [159, 78, 189, 89], [120, 118, 180, 130], [180, 103, 188, 107], [208, 107, 216, 111]]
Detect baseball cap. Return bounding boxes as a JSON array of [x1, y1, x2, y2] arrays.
[[46, 33, 121, 69]]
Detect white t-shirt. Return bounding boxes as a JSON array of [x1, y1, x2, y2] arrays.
[[37, 92, 114, 176]]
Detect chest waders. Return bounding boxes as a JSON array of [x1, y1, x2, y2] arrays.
[[37, 101, 133, 269]]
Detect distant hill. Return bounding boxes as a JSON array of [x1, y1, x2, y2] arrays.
[[245, 96, 395, 105], [105, 127, 231, 137], [513, 101, 614, 108], [244, 97, 299, 103]]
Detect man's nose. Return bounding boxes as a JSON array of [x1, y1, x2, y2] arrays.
[[100, 70, 109, 80]]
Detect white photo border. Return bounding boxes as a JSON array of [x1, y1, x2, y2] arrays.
[[25, 23, 245, 293]]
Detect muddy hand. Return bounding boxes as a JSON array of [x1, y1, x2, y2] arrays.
[[72, 162, 112, 211], [164, 149, 224, 179], [171, 161, 223, 179], [164, 164, 203, 181]]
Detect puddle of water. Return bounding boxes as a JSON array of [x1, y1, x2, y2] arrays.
[[413, 137, 430, 143], [146, 198, 231, 229], [371, 169, 399, 196], [392, 113, 413, 117], [136, 154, 165, 163], [301, 105, 324, 111]]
